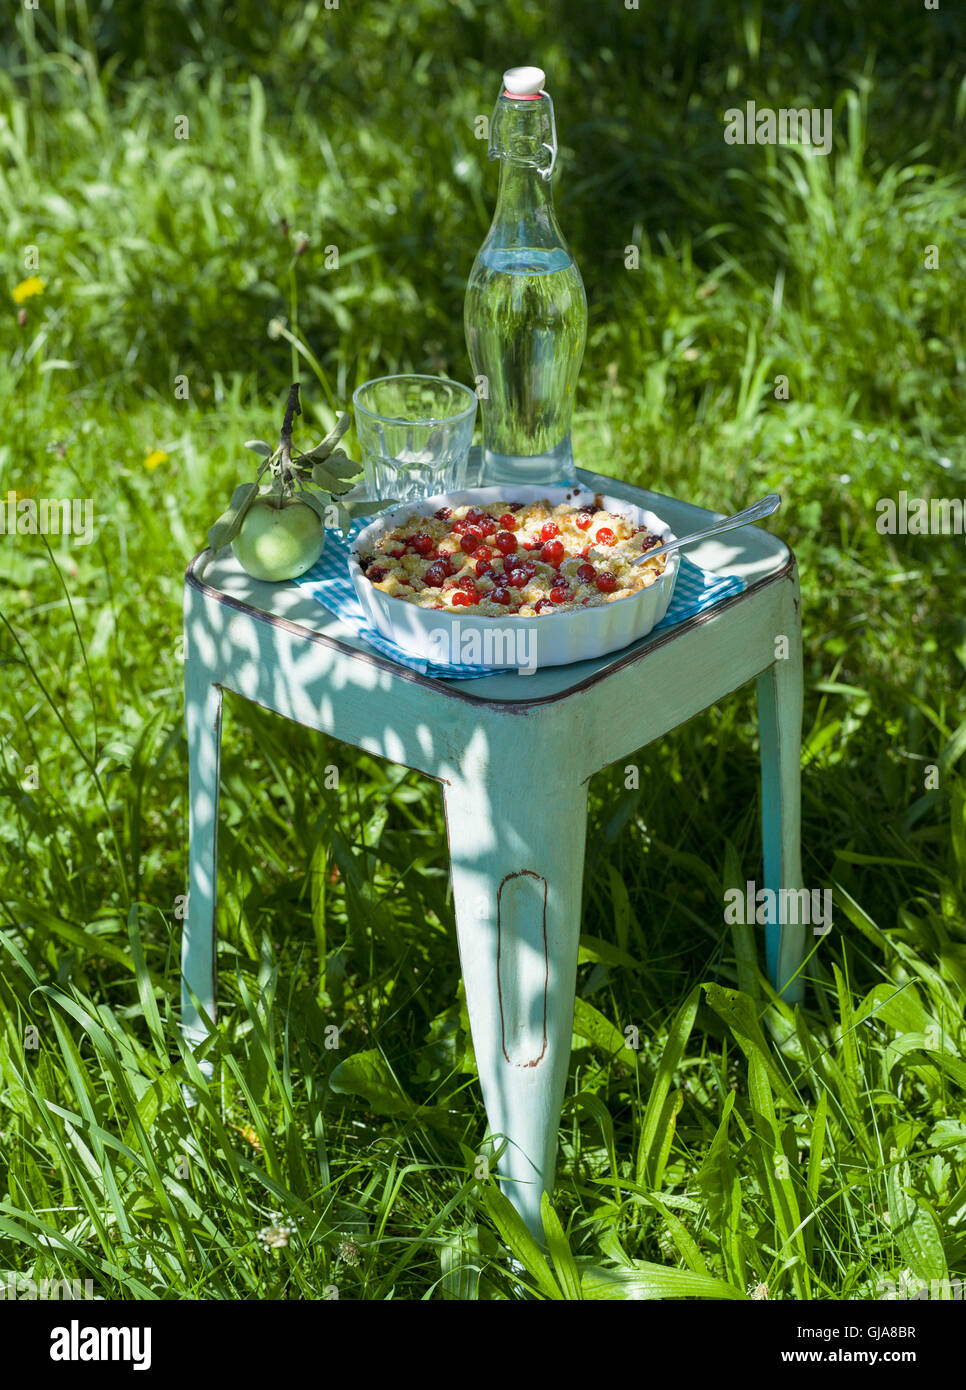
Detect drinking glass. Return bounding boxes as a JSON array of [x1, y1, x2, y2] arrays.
[[352, 375, 478, 502]]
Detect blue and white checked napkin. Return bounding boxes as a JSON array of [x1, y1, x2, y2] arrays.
[[294, 518, 745, 680]]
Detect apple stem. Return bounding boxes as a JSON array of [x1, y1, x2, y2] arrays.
[[277, 382, 302, 486]]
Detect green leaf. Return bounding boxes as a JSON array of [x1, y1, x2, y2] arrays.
[[886, 1162, 949, 1281], [703, 982, 791, 1099], [481, 1188, 561, 1299], [572, 997, 627, 1054], [606, 864, 633, 953], [695, 1091, 745, 1288], [807, 1088, 828, 1205], [346, 497, 397, 518], [577, 935, 641, 971], [748, 1050, 809, 1297], [540, 1192, 582, 1300], [580, 1261, 746, 1301], [298, 413, 351, 465], [318, 446, 362, 478], [311, 462, 356, 494], [642, 1194, 710, 1275], [207, 481, 258, 552], [4, 898, 133, 972], [440, 1225, 481, 1301], [328, 1049, 411, 1116], [636, 984, 700, 1187], [295, 490, 332, 526], [244, 440, 274, 457]]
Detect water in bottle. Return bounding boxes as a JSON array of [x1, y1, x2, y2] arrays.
[[464, 66, 587, 486]]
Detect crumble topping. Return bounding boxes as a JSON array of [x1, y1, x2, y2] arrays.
[[355, 498, 668, 617]]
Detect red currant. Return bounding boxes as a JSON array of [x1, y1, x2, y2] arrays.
[[411, 533, 435, 556], [490, 587, 511, 605], [433, 507, 452, 520], [541, 521, 560, 540], [575, 513, 593, 531], [460, 527, 483, 554], [367, 566, 388, 583], [507, 567, 529, 588], [595, 527, 615, 545], [499, 512, 518, 531], [596, 571, 618, 593], [550, 587, 570, 603], [423, 561, 450, 587], [451, 591, 475, 607], [576, 563, 596, 584], [541, 539, 565, 565], [465, 507, 486, 524], [475, 555, 495, 576], [495, 531, 518, 555], [479, 518, 497, 536], [456, 575, 478, 592]]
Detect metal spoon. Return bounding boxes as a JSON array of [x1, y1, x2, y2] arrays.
[[632, 492, 781, 566]]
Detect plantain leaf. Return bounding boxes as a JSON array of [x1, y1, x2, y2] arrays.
[[244, 440, 274, 457], [440, 1226, 481, 1301], [328, 1049, 411, 1116], [206, 482, 258, 552], [580, 1262, 746, 1301], [637, 984, 700, 1187], [886, 1162, 949, 1281], [481, 1188, 561, 1299], [572, 996, 627, 1055], [541, 1192, 582, 1300]]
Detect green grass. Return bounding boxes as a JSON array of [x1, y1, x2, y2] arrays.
[[1, 0, 965, 1298]]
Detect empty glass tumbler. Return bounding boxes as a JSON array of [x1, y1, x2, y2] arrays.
[[352, 375, 478, 503]]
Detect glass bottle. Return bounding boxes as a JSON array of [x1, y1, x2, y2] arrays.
[[464, 66, 587, 486]]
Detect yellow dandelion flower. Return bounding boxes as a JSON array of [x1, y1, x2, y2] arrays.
[[144, 449, 169, 470], [12, 277, 46, 305]]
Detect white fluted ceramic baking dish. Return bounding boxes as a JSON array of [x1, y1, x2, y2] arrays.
[[348, 484, 679, 670]]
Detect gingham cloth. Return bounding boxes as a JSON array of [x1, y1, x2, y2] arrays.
[[294, 519, 745, 679]]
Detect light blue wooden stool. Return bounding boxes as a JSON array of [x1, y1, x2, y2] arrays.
[[181, 467, 805, 1237]]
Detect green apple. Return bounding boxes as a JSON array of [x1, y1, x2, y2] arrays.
[[231, 496, 324, 582]]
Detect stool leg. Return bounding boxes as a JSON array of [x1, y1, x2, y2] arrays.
[[443, 767, 588, 1239], [757, 614, 806, 1002], [182, 664, 224, 1070]]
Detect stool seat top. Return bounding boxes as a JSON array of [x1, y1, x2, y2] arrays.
[[187, 469, 793, 706]]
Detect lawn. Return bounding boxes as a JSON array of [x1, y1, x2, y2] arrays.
[[1, 0, 965, 1300]]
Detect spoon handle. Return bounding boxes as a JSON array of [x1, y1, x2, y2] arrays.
[[633, 493, 782, 566]]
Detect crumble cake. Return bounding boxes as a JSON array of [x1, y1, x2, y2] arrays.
[[354, 497, 668, 617]]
